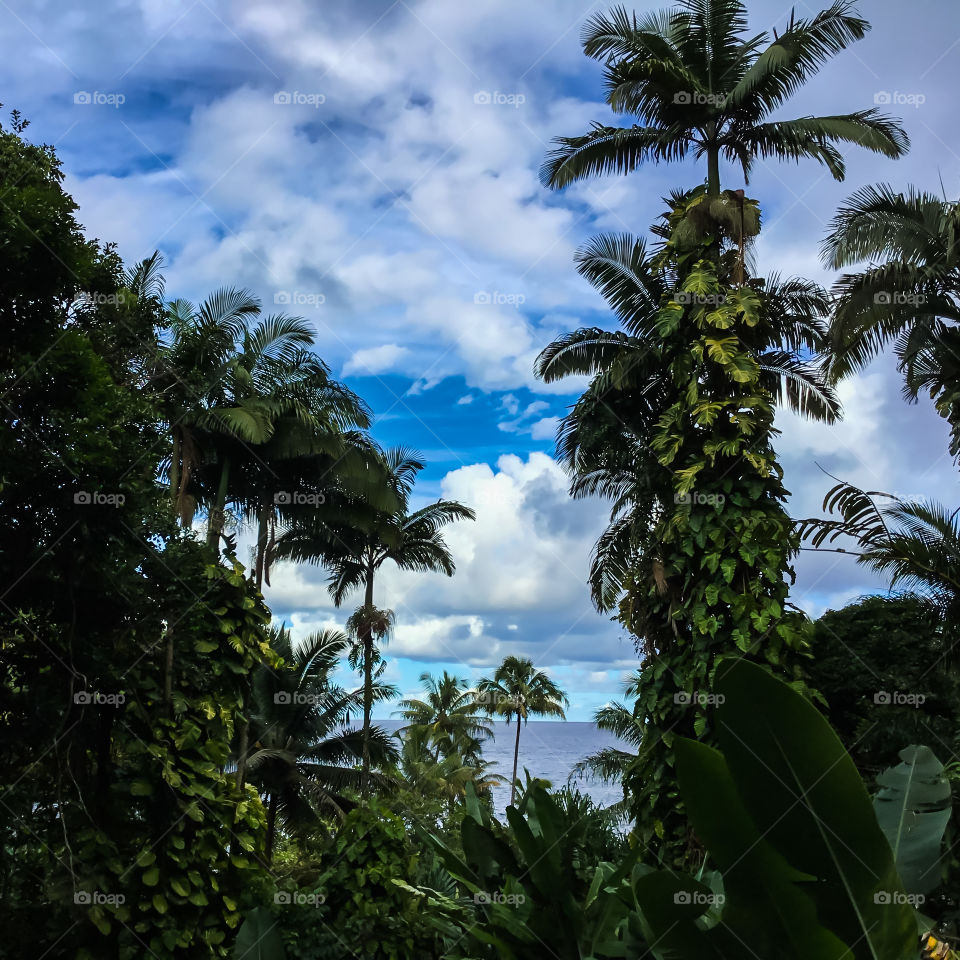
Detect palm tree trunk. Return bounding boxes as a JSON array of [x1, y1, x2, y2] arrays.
[[361, 566, 375, 799], [254, 504, 269, 591], [265, 792, 278, 863], [207, 455, 231, 549], [170, 428, 181, 519], [510, 712, 521, 806], [706, 142, 720, 197]]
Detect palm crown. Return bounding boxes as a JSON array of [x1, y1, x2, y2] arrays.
[[823, 185, 960, 457], [542, 0, 908, 195]]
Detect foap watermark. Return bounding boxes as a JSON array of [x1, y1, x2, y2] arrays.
[[74, 691, 126, 707], [274, 891, 326, 906], [474, 690, 514, 708], [874, 691, 926, 707], [675, 491, 725, 507], [274, 290, 325, 307], [673, 91, 725, 107], [274, 90, 325, 107], [474, 891, 526, 906], [474, 291, 526, 307], [274, 692, 324, 705], [674, 691, 725, 707], [875, 91, 926, 109], [874, 891, 925, 906], [74, 890, 126, 906], [674, 890, 725, 906], [874, 291, 926, 306], [79, 291, 130, 307], [74, 91, 125, 108], [674, 292, 727, 306], [274, 490, 326, 507], [473, 91, 526, 108], [74, 491, 125, 507]]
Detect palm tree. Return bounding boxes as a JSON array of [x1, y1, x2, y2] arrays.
[[394, 724, 503, 819], [272, 448, 475, 796], [234, 626, 398, 861], [477, 656, 568, 806], [396, 671, 493, 764], [822, 186, 960, 457], [536, 219, 839, 614], [572, 673, 644, 794], [541, 0, 908, 196], [798, 477, 960, 625]]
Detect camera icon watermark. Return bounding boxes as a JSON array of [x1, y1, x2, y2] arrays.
[[474, 891, 526, 905], [73, 91, 126, 108], [74, 691, 125, 707], [274, 490, 326, 506], [473, 291, 526, 307], [273, 91, 325, 107], [873, 690, 926, 707], [673, 890, 725, 906], [274, 890, 326, 906], [74, 890, 125, 905], [473, 91, 526, 108], [273, 290, 325, 307], [874, 91, 925, 108], [873, 291, 926, 306], [674, 691, 725, 707], [673, 91, 724, 107], [675, 491, 725, 507], [874, 891, 924, 905], [74, 491, 126, 507]]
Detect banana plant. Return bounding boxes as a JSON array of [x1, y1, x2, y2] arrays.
[[632, 658, 920, 960], [875, 746, 952, 897]]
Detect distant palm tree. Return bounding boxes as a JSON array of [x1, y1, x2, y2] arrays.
[[477, 656, 568, 805], [397, 671, 492, 764], [822, 186, 960, 458], [541, 0, 908, 196], [272, 448, 475, 795], [235, 626, 398, 861]]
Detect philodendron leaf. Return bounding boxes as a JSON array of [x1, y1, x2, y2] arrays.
[[715, 658, 917, 960], [234, 908, 285, 960], [874, 745, 951, 896]]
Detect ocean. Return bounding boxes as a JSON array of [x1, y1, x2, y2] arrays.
[[383, 720, 628, 816]]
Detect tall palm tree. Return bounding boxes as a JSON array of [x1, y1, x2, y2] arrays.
[[536, 219, 839, 613], [822, 186, 960, 457], [272, 448, 475, 796], [477, 656, 568, 806], [541, 0, 908, 196], [235, 626, 398, 861], [396, 671, 493, 764]]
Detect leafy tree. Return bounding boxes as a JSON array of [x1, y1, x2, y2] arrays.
[[477, 656, 568, 805], [806, 596, 960, 776], [236, 626, 399, 861], [823, 186, 960, 457], [273, 448, 475, 795], [540, 0, 908, 196]]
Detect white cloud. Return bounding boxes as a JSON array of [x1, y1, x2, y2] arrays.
[[342, 343, 411, 376]]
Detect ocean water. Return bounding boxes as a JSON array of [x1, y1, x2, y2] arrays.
[[383, 720, 628, 816]]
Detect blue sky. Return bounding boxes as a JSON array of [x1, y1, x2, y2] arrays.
[[5, 0, 960, 718]]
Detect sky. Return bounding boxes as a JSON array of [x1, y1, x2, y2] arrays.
[[4, 0, 959, 720]]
